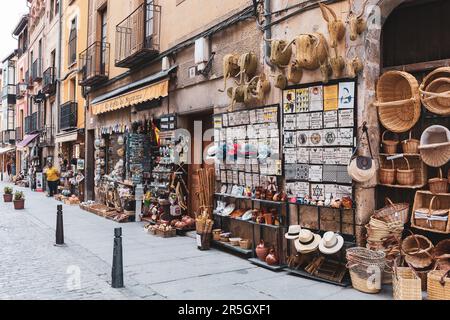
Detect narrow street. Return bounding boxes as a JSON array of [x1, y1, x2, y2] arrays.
[[0, 182, 392, 300]]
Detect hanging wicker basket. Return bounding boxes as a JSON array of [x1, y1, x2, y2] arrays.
[[429, 168, 449, 194], [382, 131, 399, 154], [374, 71, 421, 133], [402, 131, 420, 154], [420, 78, 450, 116], [427, 270, 450, 300], [419, 125, 450, 168], [396, 157, 415, 186], [379, 159, 396, 185]]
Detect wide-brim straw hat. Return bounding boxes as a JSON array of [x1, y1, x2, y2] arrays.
[[319, 231, 344, 255], [347, 157, 376, 183], [294, 229, 321, 253], [401, 234, 434, 269], [285, 225, 301, 240], [419, 125, 450, 167]]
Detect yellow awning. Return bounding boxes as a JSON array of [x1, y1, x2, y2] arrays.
[[92, 80, 169, 115]]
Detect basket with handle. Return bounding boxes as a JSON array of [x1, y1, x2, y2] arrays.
[[401, 232, 434, 269], [402, 131, 420, 154], [379, 159, 396, 185], [382, 131, 399, 154], [374, 71, 421, 133], [427, 270, 450, 300], [420, 77, 450, 116], [392, 257, 422, 300], [412, 196, 449, 234], [373, 197, 410, 225], [396, 157, 415, 186], [428, 168, 449, 194]]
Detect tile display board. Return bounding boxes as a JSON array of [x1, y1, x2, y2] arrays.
[[283, 80, 357, 202]]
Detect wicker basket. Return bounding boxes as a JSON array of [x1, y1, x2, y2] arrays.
[[401, 233, 434, 269], [239, 239, 252, 250], [382, 131, 399, 154], [373, 198, 410, 225], [412, 191, 450, 235], [349, 266, 382, 294], [413, 196, 449, 233], [379, 159, 396, 185], [374, 71, 421, 133], [402, 131, 420, 154], [420, 77, 450, 116], [429, 168, 449, 194], [396, 157, 415, 185], [393, 262, 422, 300], [212, 229, 222, 241], [427, 270, 450, 300], [419, 125, 450, 168], [421, 67, 450, 89]]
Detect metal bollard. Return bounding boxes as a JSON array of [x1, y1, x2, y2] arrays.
[[55, 205, 65, 246], [111, 227, 124, 288]]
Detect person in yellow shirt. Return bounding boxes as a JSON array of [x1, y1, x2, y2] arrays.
[[45, 162, 60, 197]]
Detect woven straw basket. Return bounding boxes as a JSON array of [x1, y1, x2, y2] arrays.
[[393, 262, 422, 300], [427, 270, 450, 300], [396, 157, 415, 186], [429, 168, 449, 194], [419, 67, 450, 116], [374, 71, 421, 133], [401, 233, 434, 269], [413, 196, 449, 233], [379, 159, 396, 185], [419, 125, 450, 168], [373, 198, 410, 225], [402, 131, 420, 154], [382, 131, 399, 154]]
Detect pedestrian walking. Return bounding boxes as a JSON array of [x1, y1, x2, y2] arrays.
[[45, 162, 60, 197]]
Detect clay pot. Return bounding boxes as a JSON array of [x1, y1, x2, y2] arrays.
[[264, 213, 273, 225], [341, 196, 353, 209], [273, 193, 281, 202], [265, 248, 279, 266], [256, 240, 269, 261], [265, 190, 274, 200]]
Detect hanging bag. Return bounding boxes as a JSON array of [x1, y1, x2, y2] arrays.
[[348, 122, 376, 183]]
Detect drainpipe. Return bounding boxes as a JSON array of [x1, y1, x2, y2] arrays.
[[263, 0, 274, 68], [56, 0, 62, 163]]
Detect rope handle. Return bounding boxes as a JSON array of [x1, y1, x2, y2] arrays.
[[439, 270, 450, 286], [402, 157, 411, 171], [373, 97, 416, 108], [402, 131, 416, 144], [382, 130, 399, 144]]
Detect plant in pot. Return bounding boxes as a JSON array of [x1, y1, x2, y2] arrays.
[[3, 186, 13, 203], [13, 191, 25, 210]]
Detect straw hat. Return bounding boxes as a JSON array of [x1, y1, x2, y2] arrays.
[[206, 145, 217, 160], [319, 232, 344, 255], [401, 234, 434, 269], [294, 229, 321, 253], [419, 125, 450, 167], [347, 156, 376, 183], [285, 225, 301, 240]]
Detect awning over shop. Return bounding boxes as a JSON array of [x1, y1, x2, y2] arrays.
[[55, 131, 79, 144], [92, 79, 169, 116], [0, 146, 15, 154], [16, 134, 39, 150]]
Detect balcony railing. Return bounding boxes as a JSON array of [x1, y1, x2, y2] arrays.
[[31, 59, 42, 82], [79, 41, 110, 87], [25, 112, 43, 134], [39, 125, 55, 147], [15, 127, 23, 142], [42, 67, 56, 94], [2, 84, 17, 97], [60, 101, 78, 131], [1, 130, 15, 144], [16, 83, 28, 99], [115, 2, 161, 68]]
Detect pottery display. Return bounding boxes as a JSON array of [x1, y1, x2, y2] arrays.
[[265, 248, 279, 266], [256, 240, 269, 261]]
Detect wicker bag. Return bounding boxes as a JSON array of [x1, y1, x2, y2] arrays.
[[373, 197, 410, 224], [413, 196, 449, 233], [402, 131, 420, 154], [420, 77, 450, 116], [382, 131, 399, 154], [379, 159, 396, 185], [428, 168, 449, 194], [374, 71, 421, 133], [396, 157, 415, 186], [393, 258, 422, 300], [427, 270, 450, 300]]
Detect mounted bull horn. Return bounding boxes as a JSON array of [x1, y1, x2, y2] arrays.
[[219, 53, 240, 92], [319, 3, 346, 48], [227, 76, 260, 112], [347, 0, 368, 41], [265, 38, 293, 67], [347, 56, 364, 78], [287, 60, 303, 84], [256, 73, 271, 101], [237, 52, 258, 85], [284, 33, 329, 70]]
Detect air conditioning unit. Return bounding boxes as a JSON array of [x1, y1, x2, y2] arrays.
[[162, 56, 170, 71], [194, 37, 210, 64]]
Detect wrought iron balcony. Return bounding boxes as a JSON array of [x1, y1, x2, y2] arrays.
[[42, 67, 56, 95], [15, 127, 23, 142], [79, 42, 110, 87], [25, 113, 39, 134], [39, 125, 55, 147], [115, 2, 161, 68], [59, 101, 78, 131], [31, 59, 42, 82]]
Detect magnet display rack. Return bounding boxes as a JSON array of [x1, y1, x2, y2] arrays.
[[282, 78, 359, 286]]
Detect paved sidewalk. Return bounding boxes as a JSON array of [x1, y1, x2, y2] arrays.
[[0, 181, 392, 300]]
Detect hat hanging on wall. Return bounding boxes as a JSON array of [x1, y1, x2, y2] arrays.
[[285, 225, 301, 240], [205, 145, 218, 160], [319, 232, 344, 255], [294, 229, 321, 253]]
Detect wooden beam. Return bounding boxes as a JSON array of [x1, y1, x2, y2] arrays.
[[382, 59, 450, 74]]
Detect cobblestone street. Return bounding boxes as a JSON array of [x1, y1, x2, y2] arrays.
[[0, 182, 392, 300]]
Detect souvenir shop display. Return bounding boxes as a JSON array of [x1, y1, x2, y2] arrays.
[[196, 168, 215, 250]]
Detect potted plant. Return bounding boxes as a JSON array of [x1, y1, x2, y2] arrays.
[[3, 187, 13, 203], [13, 191, 25, 210]]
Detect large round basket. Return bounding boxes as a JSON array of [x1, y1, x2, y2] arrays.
[[421, 67, 450, 89], [420, 78, 450, 116], [374, 71, 421, 133], [419, 125, 450, 168], [401, 233, 434, 269], [373, 197, 410, 224]]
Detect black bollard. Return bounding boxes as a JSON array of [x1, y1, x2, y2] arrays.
[[111, 227, 124, 288], [55, 205, 65, 246]]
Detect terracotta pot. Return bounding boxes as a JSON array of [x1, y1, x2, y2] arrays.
[[13, 199, 25, 210], [256, 240, 269, 261], [3, 194, 13, 203], [264, 213, 273, 225], [265, 248, 279, 266]]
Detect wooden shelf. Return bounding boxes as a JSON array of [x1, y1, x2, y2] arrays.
[[286, 267, 351, 287], [215, 193, 285, 206], [214, 213, 284, 230], [248, 258, 286, 271], [379, 153, 421, 157], [379, 183, 426, 189], [212, 240, 253, 257]]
